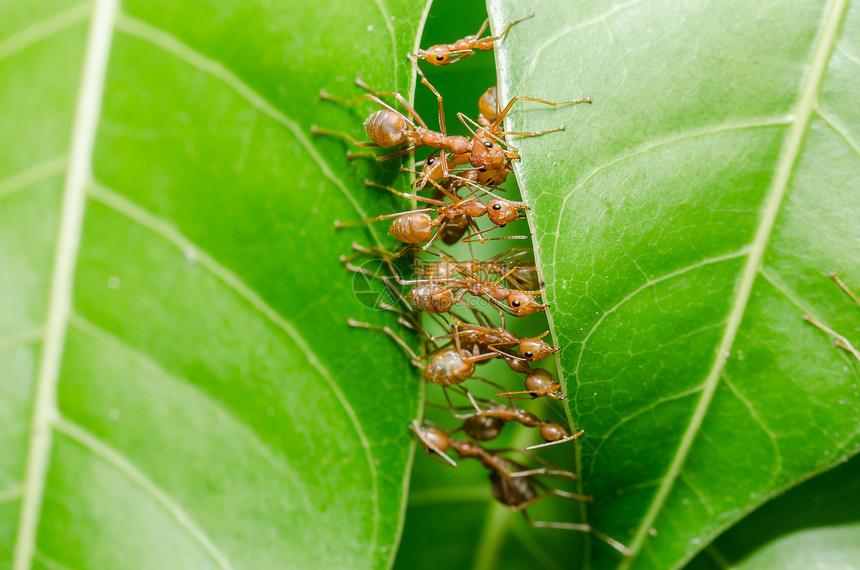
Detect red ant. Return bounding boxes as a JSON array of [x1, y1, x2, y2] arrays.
[[334, 179, 528, 250], [410, 421, 631, 556], [312, 79, 516, 176], [448, 397, 582, 450], [433, 314, 558, 367], [416, 248, 539, 291], [411, 14, 534, 66], [401, 255, 549, 317], [495, 367, 565, 401]]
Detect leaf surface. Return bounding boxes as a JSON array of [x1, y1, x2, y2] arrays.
[[489, 0, 860, 568], [0, 0, 428, 568]]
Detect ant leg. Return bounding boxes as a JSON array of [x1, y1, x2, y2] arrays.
[[803, 315, 860, 361], [364, 179, 447, 206], [442, 386, 482, 418], [407, 54, 448, 136], [319, 90, 420, 130], [502, 126, 566, 138], [410, 421, 459, 467], [463, 227, 530, 243], [493, 95, 592, 129], [420, 220, 449, 252], [334, 207, 435, 229], [831, 273, 860, 305], [376, 145, 424, 162], [480, 13, 533, 45], [505, 466, 578, 481], [310, 125, 378, 147], [354, 78, 430, 130], [522, 511, 632, 556], [473, 18, 490, 38], [347, 319, 422, 363], [526, 429, 586, 451], [496, 385, 565, 400], [346, 150, 382, 160]]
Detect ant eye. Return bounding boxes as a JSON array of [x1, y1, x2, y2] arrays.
[[492, 203, 502, 210], [525, 351, 533, 358], [479, 168, 487, 172], [436, 55, 445, 61], [484, 141, 493, 148], [512, 299, 521, 307], [427, 158, 435, 164]]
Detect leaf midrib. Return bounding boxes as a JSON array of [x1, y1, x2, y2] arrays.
[[618, 0, 850, 566], [13, 0, 117, 568]]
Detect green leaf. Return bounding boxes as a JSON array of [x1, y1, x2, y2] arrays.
[[0, 0, 429, 568], [685, 451, 860, 569], [489, 0, 860, 568]]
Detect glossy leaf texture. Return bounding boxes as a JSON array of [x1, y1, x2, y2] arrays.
[[489, 0, 860, 569], [0, 0, 428, 568]]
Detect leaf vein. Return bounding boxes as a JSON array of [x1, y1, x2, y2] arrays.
[[86, 182, 381, 555], [0, 158, 67, 201], [816, 107, 860, 160], [521, 0, 647, 84], [618, 0, 850, 564], [13, 2, 116, 568], [0, 329, 43, 353], [52, 417, 234, 570], [114, 14, 384, 247], [549, 118, 790, 274], [0, 3, 90, 63], [573, 248, 750, 379], [67, 314, 317, 516]]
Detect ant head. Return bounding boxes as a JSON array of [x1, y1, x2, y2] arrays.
[[507, 290, 546, 316], [486, 199, 523, 225], [539, 421, 570, 443], [478, 86, 499, 124], [463, 415, 505, 441], [422, 44, 451, 65], [469, 137, 506, 170], [518, 334, 558, 361], [390, 212, 433, 244], [417, 154, 446, 183]]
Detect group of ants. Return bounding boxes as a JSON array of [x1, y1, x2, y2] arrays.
[[311, 13, 632, 556], [314, 10, 860, 560]]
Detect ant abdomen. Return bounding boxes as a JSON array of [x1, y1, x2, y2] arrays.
[[408, 283, 455, 313], [390, 212, 434, 243], [478, 86, 498, 125], [364, 110, 408, 146], [424, 347, 475, 386], [524, 368, 562, 398], [464, 415, 505, 441], [490, 466, 537, 507]]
